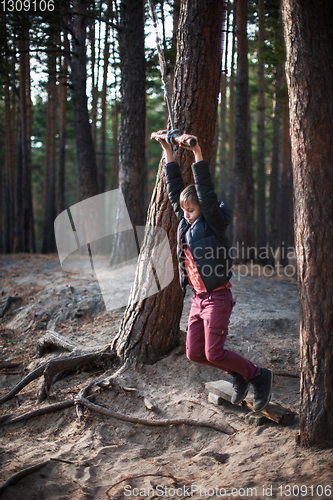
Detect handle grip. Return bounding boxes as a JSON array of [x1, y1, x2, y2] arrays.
[[151, 131, 197, 148]]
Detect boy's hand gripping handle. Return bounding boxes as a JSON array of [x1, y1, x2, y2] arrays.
[[151, 130, 197, 147]]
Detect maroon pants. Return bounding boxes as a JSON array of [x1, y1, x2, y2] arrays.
[[186, 287, 259, 380]]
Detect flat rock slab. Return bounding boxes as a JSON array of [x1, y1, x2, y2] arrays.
[[205, 380, 296, 424]]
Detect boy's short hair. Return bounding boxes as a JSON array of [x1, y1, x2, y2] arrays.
[[180, 184, 199, 208]]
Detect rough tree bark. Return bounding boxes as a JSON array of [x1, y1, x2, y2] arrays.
[[233, 0, 254, 262], [112, 0, 225, 364], [281, 0, 333, 446], [71, 0, 98, 202]]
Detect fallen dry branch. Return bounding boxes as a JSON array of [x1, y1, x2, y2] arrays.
[[0, 460, 50, 496], [106, 472, 182, 499], [274, 370, 300, 378], [0, 395, 95, 426], [0, 361, 22, 370], [77, 396, 236, 435]]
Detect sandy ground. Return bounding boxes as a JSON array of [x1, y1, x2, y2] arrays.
[[0, 254, 332, 500]]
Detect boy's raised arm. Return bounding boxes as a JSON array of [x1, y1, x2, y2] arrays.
[[154, 131, 185, 221], [179, 135, 231, 230]]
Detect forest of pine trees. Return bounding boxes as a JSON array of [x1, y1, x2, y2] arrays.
[[1, 0, 333, 447], [0, 0, 294, 267]]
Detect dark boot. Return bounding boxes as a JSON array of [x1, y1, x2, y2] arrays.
[[230, 373, 250, 405], [251, 368, 274, 412]]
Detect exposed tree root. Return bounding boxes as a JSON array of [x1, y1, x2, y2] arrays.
[[0, 331, 236, 440], [0, 330, 117, 406], [0, 460, 50, 496], [37, 329, 81, 357], [0, 395, 95, 426], [77, 396, 236, 435], [0, 458, 76, 496], [0, 364, 47, 405], [37, 350, 116, 403], [0, 296, 21, 318], [0, 362, 22, 370]]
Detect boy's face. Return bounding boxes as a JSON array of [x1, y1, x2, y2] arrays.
[[183, 202, 202, 225]]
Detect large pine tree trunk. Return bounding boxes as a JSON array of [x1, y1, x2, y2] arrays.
[[113, 0, 225, 365], [71, 0, 98, 202], [233, 0, 254, 262], [281, 0, 333, 446], [256, 0, 267, 263]]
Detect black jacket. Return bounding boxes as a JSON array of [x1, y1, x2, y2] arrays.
[[164, 160, 233, 293]]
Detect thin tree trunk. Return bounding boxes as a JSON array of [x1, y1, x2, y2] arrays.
[[98, 14, 110, 194], [13, 121, 23, 253], [71, 0, 98, 202], [233, 0, 253, 262], [256, 0, 267, 263], [227, 2, 237, 243], [89, 19, 98, 152], [113, 0, 225, 365], [268, 66, 282, 267], [42, 44, 57, 253], [25, 33, 36, 253], [14, 32, 30, 253], [110, 98, 119, 190], [281, 0, 333, 446], [279, 87, 293, 267], [57, 27, 69, 215], [4, 66, 14, 253], [110, 22, 119, 191], [218, 0, 230, 202], [118, 0, 146, 226]]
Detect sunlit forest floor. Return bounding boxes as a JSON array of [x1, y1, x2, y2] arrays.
[[0, 255, 332, 499]]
